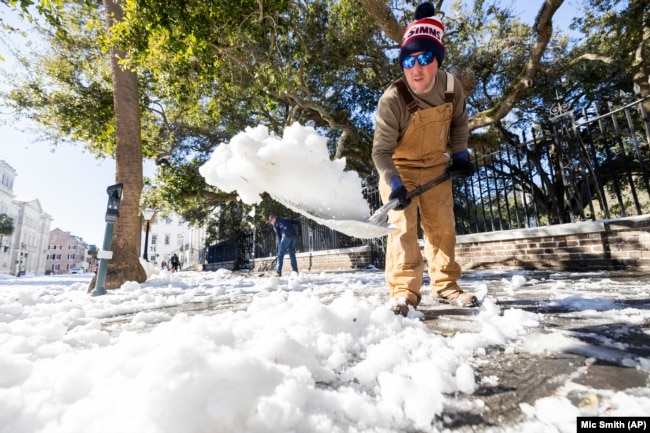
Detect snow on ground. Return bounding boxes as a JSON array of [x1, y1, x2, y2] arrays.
[[1, 263, 649, 433]]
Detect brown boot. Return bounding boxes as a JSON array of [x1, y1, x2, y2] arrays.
[[435, 288, 479, 307], [391, 298, 415, 317]]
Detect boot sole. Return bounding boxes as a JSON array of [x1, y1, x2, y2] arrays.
[[435, 296, 480, 308]]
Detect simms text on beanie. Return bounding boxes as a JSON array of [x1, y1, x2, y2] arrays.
[[399, 2, 445, 68]]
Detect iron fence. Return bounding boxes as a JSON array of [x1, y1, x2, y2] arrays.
[[455, 92, 650, 233]]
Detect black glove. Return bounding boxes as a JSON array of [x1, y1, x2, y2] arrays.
[[388, 176, 411, 210], [449, 150, 475, 178]]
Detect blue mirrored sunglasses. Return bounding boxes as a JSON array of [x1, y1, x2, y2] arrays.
[[401, 51, 435, 69]]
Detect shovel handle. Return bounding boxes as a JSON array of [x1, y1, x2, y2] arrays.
[[406, 170, 453, 199], [367, 170, 455, 225]]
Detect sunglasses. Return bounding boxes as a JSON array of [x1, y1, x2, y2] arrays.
[[401, 51, 435, 69]]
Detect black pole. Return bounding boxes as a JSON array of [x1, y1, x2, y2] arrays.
[[143, 221, 150, 261], [90, 183, 123, 297]]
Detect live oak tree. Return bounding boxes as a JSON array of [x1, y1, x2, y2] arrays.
[[3, 0, 149, 289], [1, 0, 648, 282], [0, 213, 14, 236], [119, 0, 573, 236], [89, 0, 148, 289]]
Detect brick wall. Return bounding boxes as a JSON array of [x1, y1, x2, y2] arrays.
[[230, 215, 650, 274], [250, 246, 376, 274], [455, 215, 650, 272]]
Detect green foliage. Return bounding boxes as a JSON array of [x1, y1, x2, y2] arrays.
[[2, 1, 119, 156], [2, 0, 649, 240], [0, 213, 14, 236], [115, 0, 393, 234]]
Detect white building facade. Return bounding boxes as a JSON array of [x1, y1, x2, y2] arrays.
[[140, 212, 205, 271], [0, 160, 52, 276]]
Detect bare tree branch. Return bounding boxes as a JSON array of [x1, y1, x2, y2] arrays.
[[359, 0, 403, 44], [468, 0, 565, 131], [568, 53, 617, 66]]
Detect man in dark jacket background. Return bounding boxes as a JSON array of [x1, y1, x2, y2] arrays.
[[267, 215, 301, 277]]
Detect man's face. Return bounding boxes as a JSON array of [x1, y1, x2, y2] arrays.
[[403, 52, 439, 95]]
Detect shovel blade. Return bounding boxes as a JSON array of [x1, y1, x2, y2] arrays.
[[272, 170, 452, 239], [367, 198, 399, 226], [321, 218, 397, 239], [271, 197, 397, 239]]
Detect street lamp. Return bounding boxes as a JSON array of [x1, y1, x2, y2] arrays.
[[90, 183, 123, 297], [142, 208, 155, 261]]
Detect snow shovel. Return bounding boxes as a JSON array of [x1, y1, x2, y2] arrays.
[[274, 171, 455, 239]]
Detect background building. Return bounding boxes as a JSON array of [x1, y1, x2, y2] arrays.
[[0, 160, 52, 276], [140, 213, 202, 270], [46, 228, 92, 274]]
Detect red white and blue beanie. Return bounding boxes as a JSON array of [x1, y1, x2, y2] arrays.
[[399, 2, 445, 68]]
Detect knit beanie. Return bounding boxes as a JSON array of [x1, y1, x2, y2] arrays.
[[399, 2, 445, 68]]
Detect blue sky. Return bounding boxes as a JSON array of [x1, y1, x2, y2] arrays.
[[0, 1, 580, 247], [1, 133, 125, 246], [0, 7, 155, 246]]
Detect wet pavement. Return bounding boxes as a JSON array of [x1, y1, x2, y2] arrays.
[[419, 270, 650, 430]]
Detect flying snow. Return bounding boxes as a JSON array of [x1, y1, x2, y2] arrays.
[[199, 123, 391, 237]]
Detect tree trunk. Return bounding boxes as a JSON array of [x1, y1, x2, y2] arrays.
[[88, 0, 146, 291], [629, 0, 650, 112]]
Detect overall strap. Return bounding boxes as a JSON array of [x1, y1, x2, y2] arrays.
[[394, 78, 419, 115], [445, 71, 454, 104]]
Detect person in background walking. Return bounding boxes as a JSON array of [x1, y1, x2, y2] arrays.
[[170, 253, 180, 272], [371, 2, 477, 316], [267, 214, 300, 277]]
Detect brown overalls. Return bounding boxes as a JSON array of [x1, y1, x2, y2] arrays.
[[378, 78, 462, 307]]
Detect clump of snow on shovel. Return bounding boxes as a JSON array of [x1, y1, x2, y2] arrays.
[[199, 122, 371, 221]]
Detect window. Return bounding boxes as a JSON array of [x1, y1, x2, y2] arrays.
[[151, 234, 157, 245], [177, 234, 183, 246], [164, 234, 170, 245]]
